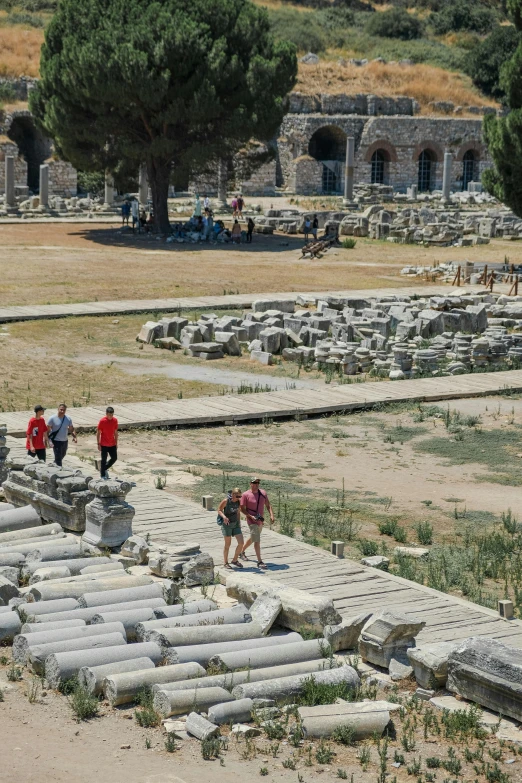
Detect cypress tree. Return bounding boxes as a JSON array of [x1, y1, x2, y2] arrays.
[[30, 0, 297, 233], [483, 1, 522, 214]]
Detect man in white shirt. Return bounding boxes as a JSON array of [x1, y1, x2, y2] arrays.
[[47, 403, 77, 467]]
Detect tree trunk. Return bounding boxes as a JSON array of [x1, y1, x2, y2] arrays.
[[147, 158, 171, 235]]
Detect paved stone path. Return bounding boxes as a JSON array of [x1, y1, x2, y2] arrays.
[[3, 368, 522, 437], [0, 285, 475, 324]]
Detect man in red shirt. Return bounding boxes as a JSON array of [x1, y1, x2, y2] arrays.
[[26, 405, 49, 461], [240, 477, 274, 570], [97, 407, 118, 479]]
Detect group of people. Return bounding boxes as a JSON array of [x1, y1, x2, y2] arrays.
[[121, 200, 155, 233], [303, 214, 319, 242], [217, 478, 274, 570], [26, 404, 119, 479]]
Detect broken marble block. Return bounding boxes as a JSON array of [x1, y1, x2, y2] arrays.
[[249, 593, 282, 635], [359, 611, 425, 668], [360, 556, 389, 570], [0, 574, 20, 605], [149, 554, 186, 578], [324, 612, 372, 653], [407, 642, 460, 689], [121, 535, 149, 564], [182, 552, 214, 587], [82, 479, 135, 548], [447, 637, 522, 722]]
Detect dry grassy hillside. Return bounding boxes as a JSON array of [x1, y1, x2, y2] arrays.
[[0, 26, 42, 77]]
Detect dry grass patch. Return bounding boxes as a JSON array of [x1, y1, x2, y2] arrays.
[[0, 26, 43, 77], [296, 60, 498, 113]]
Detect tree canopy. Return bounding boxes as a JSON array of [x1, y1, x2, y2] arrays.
[[30, 0, 297, 232], [482, 1, 522, 214]]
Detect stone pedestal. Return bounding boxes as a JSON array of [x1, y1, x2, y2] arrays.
[[5, 157, 16, 210], [83, 479, 134, 548], [343, 137, 355, 206], [0, 425, 9, 485], [139, 164, 148, 206], [442, 151, 452, 202], [39, 164, 49, 209]]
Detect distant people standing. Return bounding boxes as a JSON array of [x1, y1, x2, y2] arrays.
[[194, 194, 202, 218], [97, 407, 118, 479], [247, 217, 255, 243], [312, 214, 318, 240], [121, 201, 131, 226], [26, 405, 48, 461], [240, 477, 274, 569], [203, 194, 210, 211], [231, 219, 241, 244], [131, 200, 140, 232], [231, 196, 238, 217], [304, 217, 311, 242], [217, 488, 244, 569], [47, 403, 77, 467], [237, 194, 244, 219]]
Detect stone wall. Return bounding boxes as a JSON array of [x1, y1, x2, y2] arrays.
[[239, 160, 276, 196], [0, 142, 28, 196], [47, 158, 78, 196], [288, 93, 419, 116], [289, 155, 323, 195]]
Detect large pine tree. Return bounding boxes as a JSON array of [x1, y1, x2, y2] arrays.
[[483, 1, 522, 214], [30, 0, 297, 233]]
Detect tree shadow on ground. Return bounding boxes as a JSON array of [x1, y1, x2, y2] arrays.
[[72, 226, 306, 254]]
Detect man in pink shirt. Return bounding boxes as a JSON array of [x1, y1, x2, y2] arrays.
[[240, 477, 274, 570]]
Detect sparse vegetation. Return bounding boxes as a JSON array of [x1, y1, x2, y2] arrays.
[[69, 682, 99, 722], [134, 687, 161, 728]]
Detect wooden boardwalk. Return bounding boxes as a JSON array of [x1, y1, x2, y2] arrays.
[[3, 368, 522, 437], [5, 437, 522, 647], [0, 285, 474, 324], [128, 486, 522, 649]]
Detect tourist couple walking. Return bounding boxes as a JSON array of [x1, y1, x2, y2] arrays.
[[217, 477, 274, 570], [26, 403, 119, 478]]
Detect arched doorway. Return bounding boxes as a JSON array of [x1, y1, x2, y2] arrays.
[[371, 149, 389, 184], [462, 150, 476, 191], [308, 126, 347, 195], [418, 149, 434, 192], [7, 115, 51, 193]]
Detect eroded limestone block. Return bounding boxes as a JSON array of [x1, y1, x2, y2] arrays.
[[121, 535, 149, 564], [407, 642, 459, 689], [182, 552, 214, 587], [359, 611, 425, 668], [324, 612, 372, 653]]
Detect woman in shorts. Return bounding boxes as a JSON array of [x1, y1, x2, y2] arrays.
[[217, 488, 244, 569]]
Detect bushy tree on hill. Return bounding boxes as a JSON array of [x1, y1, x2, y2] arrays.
[[483, 0, 522, 214], [365, 7, 423, 40], [465, 25, 519, 100], [30, 0, 297, 233]]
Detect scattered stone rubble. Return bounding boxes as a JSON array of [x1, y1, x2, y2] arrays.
[[137, 290, 522, 380]]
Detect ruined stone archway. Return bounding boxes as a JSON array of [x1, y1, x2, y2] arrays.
[[7, 114, 52, 193], [308, 125, 347, 194]]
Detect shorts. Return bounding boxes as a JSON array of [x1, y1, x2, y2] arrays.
[[221, 523, 242, 537], [247, 522, 262, 543]]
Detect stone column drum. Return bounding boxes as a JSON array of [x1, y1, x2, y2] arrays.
[[39, 164, 49, 209], [343, 137, 355, 205], [0, 425, 10, 485], [82, 479, 134, 547], [5, 157, 15, 209], [442, 151, 452, 202]]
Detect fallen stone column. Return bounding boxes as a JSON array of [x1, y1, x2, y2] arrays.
[[153, 658, 331, 694], [0, 610, 22, 642], [29, 566, 72, 584], [32, 597, 167, 624], [0, 522, 63, 545], [21, 619, 86, 634], [28, 575, 155, 602], [0, 552, 24, 567], [153, 599, 217, 619], [0, 574, 20, 604], [17, 598, 80, 618], [185, 712, 220, 740], [91, 608, 159, 642], [208, 698, 253, 725], [154, 685, 234, 718], [137, 604, 251, 635], [209, 638, 326, 671], [0, 604, 14, 614], [232, 664, 360, 703], [78, 657, 156, 695], [14, 620, 127, 663], [168, 631, 303, 666], [104, 661, 206, 705], [447, 637, 522, 721], [77, 581, 167, 608], [25, 570, 132, 588], [298, 701, 391, 739], [0, 505, 41, 533], [45, 642, 164, 688], [25, 543, 98, 563], [30, 631, 127, 673], [0, 534, 70, 555], [141, 620, 264, 647], [79, 562, 124, 576], [21, 556, 113, 579]]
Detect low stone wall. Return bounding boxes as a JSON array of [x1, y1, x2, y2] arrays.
[[48, 159, 78, 197]]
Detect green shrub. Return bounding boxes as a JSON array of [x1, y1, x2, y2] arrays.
[[430, 0, 498, 34], [77, 171, 105, 197], [342, 237, 357, 249], [6, 11, 44, 26], [0, 83, 16, 103], [69, 683, 99, 721], [415, 520, 433, 545], [358, 538, 379, 556], [268, 7, 326, 52], [365, 8, 423, 39], [332, 725, 357, 746], [464, 25, 519, 100]]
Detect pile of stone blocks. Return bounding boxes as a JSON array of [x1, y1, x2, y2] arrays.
[[359, 611, 425, 680]]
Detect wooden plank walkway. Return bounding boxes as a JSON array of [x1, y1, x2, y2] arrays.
[[128, 486, 522, 649], [0, 285, 475, 324], [5, 437, 521, 648], [3, 368, 522, 437]]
